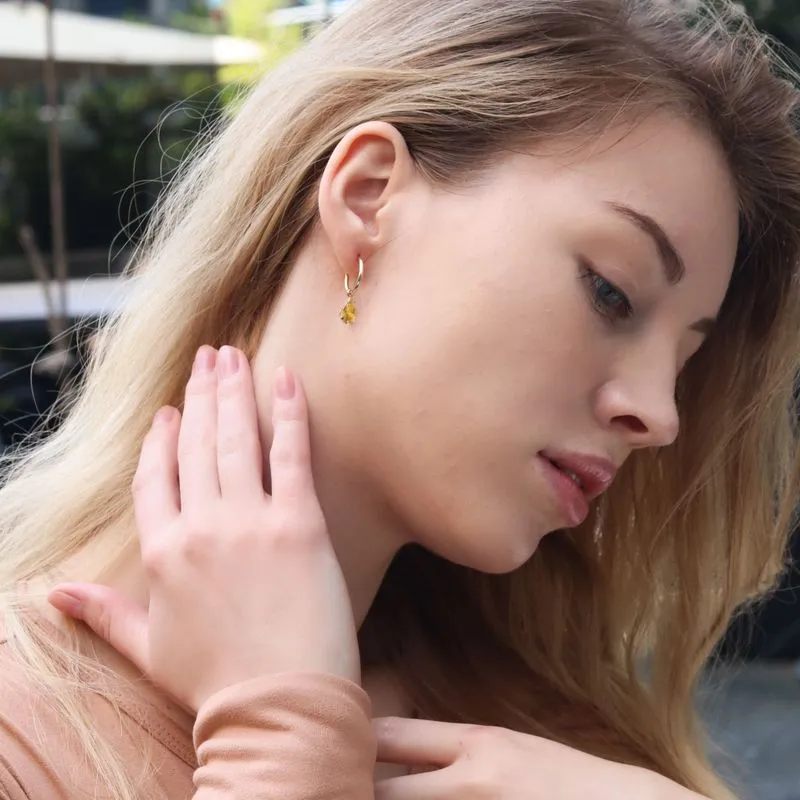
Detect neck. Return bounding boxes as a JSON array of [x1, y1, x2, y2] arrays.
[[54, 477, 404, 631], [29, 480, 403, 719], [48, 238, 413, 641]]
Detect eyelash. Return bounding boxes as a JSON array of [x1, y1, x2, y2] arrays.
[[578, 260, 634, 323]]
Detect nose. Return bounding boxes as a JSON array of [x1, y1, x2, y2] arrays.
[[595, 372, 680, 449]]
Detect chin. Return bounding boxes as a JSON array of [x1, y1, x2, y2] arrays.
[[478, 545, 542, 574], [451, 528, 548, 576], [416, 504, 553, 575]]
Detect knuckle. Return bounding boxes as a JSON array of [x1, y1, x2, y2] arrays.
[[274, 462, 311, 497], [131, 461, 164, 495], [178, 518, 217, 560], [221, 508, 267, 541], [177, 429, 214, 458], [185, 373, 215, 396], [177, 535, 207, 564], [461, 724, 506, 754], [179, 504, 212, 541], [131, 469, 150, 496], [92, 603, 114, 643], [458, 727, 520, 794], [268, 508, 326, 548], [217, 429, 258, 460], [132, 453, 161, 486], [456, 747, 506, 798], [140, 542, 168, 578], [273, 398, 305, 423], [216, 372, 244, 398], [269, 439, 298, 469], [271, 422, 309, 461], [216, 429, 242, 458]]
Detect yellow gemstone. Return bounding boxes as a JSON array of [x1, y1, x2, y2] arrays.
[[340, 300, 356, 325]]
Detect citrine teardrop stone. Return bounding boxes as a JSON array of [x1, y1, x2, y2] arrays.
[[340, 300, 356, 325]]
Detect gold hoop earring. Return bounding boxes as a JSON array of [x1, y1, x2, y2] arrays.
[[339, 257, 364, 325]]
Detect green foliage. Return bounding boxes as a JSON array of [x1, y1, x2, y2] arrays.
[[170, 0, 224, 35], [0, 97, 47, 258], [7, 2, 793, 265], [0, 0, 303, 261], [220, 0, 302, 82], [0, 71, 227, 259]]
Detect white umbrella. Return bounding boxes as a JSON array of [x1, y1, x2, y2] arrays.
[[0, 2, 262, 68]]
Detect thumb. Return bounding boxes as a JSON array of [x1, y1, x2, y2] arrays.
[[48, 583, 149, 673]]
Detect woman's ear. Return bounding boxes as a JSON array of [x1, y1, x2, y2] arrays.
[[317, 121, 416, 273]]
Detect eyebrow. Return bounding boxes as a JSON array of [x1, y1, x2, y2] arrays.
[[605, 201, 716, 338], [606, 201, 685, 284]]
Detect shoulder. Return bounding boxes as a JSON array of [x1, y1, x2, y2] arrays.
[[0, 623, 78, 799], [0, 609, 141, 799], [0, 608, 195, 800]]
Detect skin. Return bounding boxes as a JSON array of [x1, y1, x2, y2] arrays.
[[254, 112, 739, 614], [45, 112, 738, 796], [49, 355, 706, 797], [48, 112, 739, 638]]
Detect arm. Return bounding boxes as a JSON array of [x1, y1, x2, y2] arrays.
[[373, 718, 725, 800], [48, 358, 371, 797], [193, 673, 376, 800]]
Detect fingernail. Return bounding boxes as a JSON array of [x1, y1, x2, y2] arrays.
[[275, 366, 296, 400], [219, 346, 240, 378], [193, 347, 216, 375], [49, 590, 83, 617], [153, 406, 174, 426]]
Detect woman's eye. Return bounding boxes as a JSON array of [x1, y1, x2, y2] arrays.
[[578, 260, 633, 322]]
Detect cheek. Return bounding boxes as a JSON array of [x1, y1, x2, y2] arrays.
[[466, 263, 599, 394], [344, 264, 606, 570], [367, 234, 600, 433], [359, 266, 595, 485]]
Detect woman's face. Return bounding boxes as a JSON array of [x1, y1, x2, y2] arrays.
[[255, 113, 740, 574]]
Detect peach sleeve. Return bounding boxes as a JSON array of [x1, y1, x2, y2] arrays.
[[193, 672, 376, 800]]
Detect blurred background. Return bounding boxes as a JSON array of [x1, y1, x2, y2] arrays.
[[1, 0, 800, 797]]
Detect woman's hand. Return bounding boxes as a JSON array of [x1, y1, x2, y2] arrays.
[[373, 717, 706, 800], [48, 345, 360, 712]]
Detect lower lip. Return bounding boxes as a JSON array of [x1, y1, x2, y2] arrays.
[[537, 455, 589, 527]]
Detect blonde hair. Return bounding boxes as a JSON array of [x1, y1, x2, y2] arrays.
[[2, 1, 800, 797]]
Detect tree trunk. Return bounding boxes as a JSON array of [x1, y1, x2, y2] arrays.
[[43, 0, 70, 352]]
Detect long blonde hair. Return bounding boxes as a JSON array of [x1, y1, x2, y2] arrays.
[[2, 1, 800, 798]]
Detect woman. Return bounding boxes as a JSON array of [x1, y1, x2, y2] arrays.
[[0, 0, 799, 797]]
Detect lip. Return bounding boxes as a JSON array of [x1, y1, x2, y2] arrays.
[[541, 451, 618, 500], [537, 455, 589, 527], [537, 451, 618, 527]]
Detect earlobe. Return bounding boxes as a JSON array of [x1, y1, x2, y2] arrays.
[[318, 121, 414, 269]]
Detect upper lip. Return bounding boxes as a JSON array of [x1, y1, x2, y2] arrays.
[[539, 450, 618, 501]]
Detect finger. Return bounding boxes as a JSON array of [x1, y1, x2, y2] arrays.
[[178, 346, 220, 508], [375, 767, 458, 800], [269, 366, 315, 504], [216, 346, 266, 500], [133, 406, 181, 540], [374, 717, 466, 767], [48, 583, 149, 674]]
